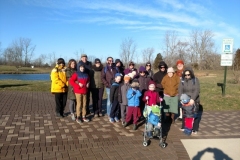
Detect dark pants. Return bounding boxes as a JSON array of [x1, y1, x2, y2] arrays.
[[182, 116, 200, 131], [110, 100, 120, 118], [126, 107, 139, 124], [91, 87, 104, 115], [55, 92, 67, 116], [86, 90, 91, 114]]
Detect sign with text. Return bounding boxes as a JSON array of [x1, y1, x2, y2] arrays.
[[221, 54, 233, 66], [222, 38, 234, 54]]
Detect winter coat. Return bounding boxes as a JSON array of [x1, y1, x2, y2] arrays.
[[138, 75, 151, 93], [101, 65, 118, 88], [182, 103, 196, 118], [127, 88, 142, 107], [66, 67, 76, 99], [146, 69, 154, 79], [118, 82, 131, 105], [50, 65, 68, 93], [90, 64, 104, 89], [70, 69, 89, 94], [153, 61, 168, 93], [178, 68, 200, 103], [77, 60, 92, 75], [161, 73, 180, 96], [142, 90, 160, 106], [110, 82, 120, 103]]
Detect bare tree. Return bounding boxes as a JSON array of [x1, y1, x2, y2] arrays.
[[33, 54, 47, 67], [119, 37, 137, 65], [47, 52, 56, 67], [188, 30, 215, 69], [20, 38, 35, 66], [141, 47, 154, 63]]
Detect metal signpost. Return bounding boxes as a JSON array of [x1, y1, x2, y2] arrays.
[[220, 38, 234, 96]]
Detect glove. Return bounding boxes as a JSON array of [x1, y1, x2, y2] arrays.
[[146, 96, 149, 100], [132, 91, 136, 95]]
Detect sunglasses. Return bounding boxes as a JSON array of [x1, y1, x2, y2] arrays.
[[160, 66, 165, 69], [140, 71, 145, 74], [185, 74, 191, 76]]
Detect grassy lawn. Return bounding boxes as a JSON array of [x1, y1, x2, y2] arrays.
[[0, 65, 51, 74], [0, 69, 239, 111]]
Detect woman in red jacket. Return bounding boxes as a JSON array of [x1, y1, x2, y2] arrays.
[[70, 62, 90, 123]]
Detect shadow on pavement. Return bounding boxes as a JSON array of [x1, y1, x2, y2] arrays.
[[192, 147, 233, 160]]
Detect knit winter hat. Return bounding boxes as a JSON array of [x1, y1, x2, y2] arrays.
[[115, 73, 122, 78], [139, 66, 146, 72], [167, 67, 174, 73], [148, 80, 156, 86], [131, 78, 139, 88], [57, 58, 65, 65], [180, 94, 190, 104], [176, 59, 184, 65], [115, 59, 121, 64], [95, 58, 101, 63], [124, 75, 131, 81], [81, 54, 87, 58]]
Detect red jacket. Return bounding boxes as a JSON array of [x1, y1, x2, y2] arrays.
[[142, 90, 160, 106], [70, 72, 89, 94]]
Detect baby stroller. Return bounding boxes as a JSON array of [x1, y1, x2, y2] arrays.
[[142, 99, 166, 148]]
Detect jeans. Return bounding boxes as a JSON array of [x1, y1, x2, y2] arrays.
[[106, 88, 111, 116], [68, 99, 76, 114]]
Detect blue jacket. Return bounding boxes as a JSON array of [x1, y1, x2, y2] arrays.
[[126, 88, 142, 107]]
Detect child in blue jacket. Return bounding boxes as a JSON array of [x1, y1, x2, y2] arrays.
[[124, 79, 142, 130]]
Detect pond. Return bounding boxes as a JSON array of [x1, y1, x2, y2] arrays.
[[0, 74, 50, 81]]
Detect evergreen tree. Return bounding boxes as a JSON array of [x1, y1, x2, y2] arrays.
[[233, 48, 240, 70], [153, 53, 163, 70]]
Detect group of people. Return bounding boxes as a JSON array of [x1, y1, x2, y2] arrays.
[[50, 54, 200, 135]]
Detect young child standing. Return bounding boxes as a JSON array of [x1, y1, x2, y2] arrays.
[[142, 81, 161, 137], [70, 62, 90, 124], [109, 73, 122, 123], [118, 74, 131, 125], [124, 79, 142, 130]]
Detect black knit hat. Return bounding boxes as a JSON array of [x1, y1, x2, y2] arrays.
[[95, 58, 101, 63], [57, 58, 65, 65]]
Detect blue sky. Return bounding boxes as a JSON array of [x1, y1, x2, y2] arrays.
[[0, 0, 240, 62]]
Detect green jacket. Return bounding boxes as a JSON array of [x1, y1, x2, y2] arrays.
[[66, 67, 76, 100], [90, 65, 104, 88]]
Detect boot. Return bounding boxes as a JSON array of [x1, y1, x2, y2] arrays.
[[123, 122, 128, 128], [133, 124, 137, 130]]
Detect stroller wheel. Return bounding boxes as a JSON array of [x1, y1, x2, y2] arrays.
[[143, 141, 148, 147], [159, 142, 166, 148]]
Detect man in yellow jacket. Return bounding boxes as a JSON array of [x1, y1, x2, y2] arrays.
[[51, 58, 68, 118]]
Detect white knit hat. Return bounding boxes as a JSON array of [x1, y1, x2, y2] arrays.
[[167, 67, 174, 73]]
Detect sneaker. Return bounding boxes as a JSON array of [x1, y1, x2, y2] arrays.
[[114, 117, 120, 122], [192, 130, 198, 135], [179, 128, 184, 131], [123, 122, 128, 127], [82, 117, 90, 122], [177, 118, 182, 121], [133, 124, 137, 130], [109, 118, 115, 123], [76, 118, 82, 124], [71, 114, 76, 121], [121, 121, 125, 126]]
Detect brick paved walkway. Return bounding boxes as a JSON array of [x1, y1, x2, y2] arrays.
[[0, 91, 239, 160]]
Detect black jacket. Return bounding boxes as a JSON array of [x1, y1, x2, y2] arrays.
[[110, 82, 120, 103]]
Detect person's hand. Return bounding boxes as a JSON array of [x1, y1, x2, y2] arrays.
[[86, 83, 89, 88], [79, 83, 83, 87], [189, 99, 195, 105], [132, 91, 136, 95], [146, 96, 149, 100]]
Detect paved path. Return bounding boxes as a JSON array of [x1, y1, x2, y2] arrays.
[[0, 91, 239, 160]]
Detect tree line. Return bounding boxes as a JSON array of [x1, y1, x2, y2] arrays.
[[0, 30, 239, 71]]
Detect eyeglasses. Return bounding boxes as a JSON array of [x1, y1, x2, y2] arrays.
[[185, 74, 191, 76]]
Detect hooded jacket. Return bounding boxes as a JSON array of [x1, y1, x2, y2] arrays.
[[101, 64, 118, 88], [127, 88, 142, 107], [161, 73, 180, 96], [153, 61, 168, 92], [178, 67, 200, 103], [90, 64, 104, 88], [50, 64, 68, 93], [70, 64, 89, 94]]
